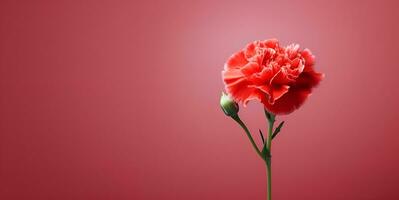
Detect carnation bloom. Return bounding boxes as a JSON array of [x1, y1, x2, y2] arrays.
[[222, 39, 323, 115]]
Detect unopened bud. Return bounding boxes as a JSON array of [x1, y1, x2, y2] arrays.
[[220, 92, 239, 117]]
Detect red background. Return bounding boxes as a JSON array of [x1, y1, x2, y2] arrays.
[[1, 0, 399, 199]]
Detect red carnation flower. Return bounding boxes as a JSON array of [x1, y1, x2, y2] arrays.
[[222, 39, 324, 114]]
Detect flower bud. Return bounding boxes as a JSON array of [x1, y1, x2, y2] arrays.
[[220, 92, 239, 117]]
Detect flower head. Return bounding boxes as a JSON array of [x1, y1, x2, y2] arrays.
[[222, 39, 323, 115]]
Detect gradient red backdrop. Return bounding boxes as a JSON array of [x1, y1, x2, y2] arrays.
[[1, 0, 399, 199]]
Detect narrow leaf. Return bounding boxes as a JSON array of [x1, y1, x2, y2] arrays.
[[272, 121, 285, 139], [259, 129, 265, 144]]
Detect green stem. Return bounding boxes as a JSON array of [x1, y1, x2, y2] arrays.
[[265, 109, 275, 151], [264, 109, 275, 200], [266, 158, 272, 200], [232, 116, 264, 161]]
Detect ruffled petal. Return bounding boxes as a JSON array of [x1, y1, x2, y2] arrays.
[[243, 89, 265, 106], [256, 85, 271, 95], [244, 42, 257, 59], [259, 67, 274, 81], [224, 78, 253, 104], [225, 51, 248, 69], [263, 87, 312, 115], [301, 48, 315, 71], [295, 70, 324, 88], [270, 68, 295, 85], [222, 68, 243, 80], [263, 39, 279, 48], [286, 43, 300, 59], [269, 85, 290, 104], [241, 62, 261, 76]]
